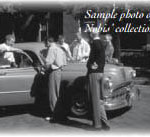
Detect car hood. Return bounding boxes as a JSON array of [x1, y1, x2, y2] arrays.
[[62, 62, 134, 88]]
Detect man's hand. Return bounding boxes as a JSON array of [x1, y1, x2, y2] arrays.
[[40, 65, 47, 75], [91, 62, 98, 70]]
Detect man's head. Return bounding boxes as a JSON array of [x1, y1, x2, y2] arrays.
[[58, 35, 65, 45], [90, 31, 100, 39], [44, 37, 54, 48], [105, 34, 112, 41], [76, 32, 82, 42], [5, 34, 15, 47]]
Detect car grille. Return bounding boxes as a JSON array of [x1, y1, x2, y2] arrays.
[[104, 81, 133, 100]]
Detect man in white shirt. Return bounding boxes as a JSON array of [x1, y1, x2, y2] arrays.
[[46, 42, 65, 70], [57, 35, 72, 61], [0, 34, 21, 67], [45, 41, 67, 122], [71, 32, 90, 62]]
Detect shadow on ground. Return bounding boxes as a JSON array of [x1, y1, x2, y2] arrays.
[[0, 105, 30, 117], [46, 107, 131, 131], [0, 105, 131, 131], [0, 104, 50, 118], [0, 105, 131, 119], [107, 107, 131, 120]]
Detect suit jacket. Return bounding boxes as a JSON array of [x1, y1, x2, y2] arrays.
[[87, 38, 105, 73]]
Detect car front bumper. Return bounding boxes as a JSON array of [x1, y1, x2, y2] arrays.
[[104, 83, 137, 111]]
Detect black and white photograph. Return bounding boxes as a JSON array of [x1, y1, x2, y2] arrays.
[[0, 0, 150, 136]]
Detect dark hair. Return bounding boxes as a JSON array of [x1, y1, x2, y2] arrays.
[[47, 37, 54, 42], [44, 37, 54, 43]]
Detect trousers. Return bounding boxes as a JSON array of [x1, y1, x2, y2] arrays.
[[88, 73, 108, 128], [48, 69, 61, 112]]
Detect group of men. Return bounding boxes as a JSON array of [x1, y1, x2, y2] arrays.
[[44, 31, 113, 131], [0, 32, 114, 131], [44, 33, 91, 118]]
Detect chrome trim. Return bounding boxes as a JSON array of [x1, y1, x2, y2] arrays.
[[105, 100, 128, 110], [0, 90, 30, 94], [104, 83, 136, 110], [0, 75, 35, 78], [113, 81, 132, 91]]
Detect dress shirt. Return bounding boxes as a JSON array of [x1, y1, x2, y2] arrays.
[[0, 43, 15, 62], [72, 38, 90, 62], [46, 43, 66, 70], [57, 42, 72, 60]]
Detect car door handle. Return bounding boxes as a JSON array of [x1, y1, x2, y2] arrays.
[[0, 72, 7, 76]]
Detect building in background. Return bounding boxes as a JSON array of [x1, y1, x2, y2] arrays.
[[0, 3, 63, 43], [0, 2, 150, 70]]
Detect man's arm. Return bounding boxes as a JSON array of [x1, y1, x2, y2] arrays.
[[0, 44, 10, 52], [8, 46, 23, 52], [66, 44, 72, 59]]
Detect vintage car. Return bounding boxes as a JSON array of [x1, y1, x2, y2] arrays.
[[0, 42, 137, 116]]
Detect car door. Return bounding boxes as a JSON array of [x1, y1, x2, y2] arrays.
[[0, 51, 37, 106]]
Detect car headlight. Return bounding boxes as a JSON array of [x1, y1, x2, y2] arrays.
[[103, 76, 113, 96]]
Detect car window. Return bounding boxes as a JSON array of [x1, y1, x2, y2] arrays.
[[0, 51, 33, 69], [24, 50, 41, 67], [14, 52, 33, 68]]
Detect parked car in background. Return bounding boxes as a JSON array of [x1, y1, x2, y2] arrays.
[[0, 42, 138, 117]]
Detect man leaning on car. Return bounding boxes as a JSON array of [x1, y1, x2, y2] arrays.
[[87, 30, 110, 131], [0, 34, 22, 67]]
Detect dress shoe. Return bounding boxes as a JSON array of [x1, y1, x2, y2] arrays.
[[88, 126, 102, 131], [101, 120, 110, 131]]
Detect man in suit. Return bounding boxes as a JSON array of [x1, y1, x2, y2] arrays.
[[87, 31, 110, 130]]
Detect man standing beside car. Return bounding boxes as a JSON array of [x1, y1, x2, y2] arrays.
[[57, 35, 73, 61], [45, 39, 66, 121], [86, 31, 110, 130], [71, 32, 90, 62]]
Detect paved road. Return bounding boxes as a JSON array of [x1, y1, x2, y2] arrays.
[[0, 85, 150, 135]]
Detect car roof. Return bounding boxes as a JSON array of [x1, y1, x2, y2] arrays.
[[14, 42, 46, 54]]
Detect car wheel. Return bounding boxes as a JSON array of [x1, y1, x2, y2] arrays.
[[71, 92, 88, 117]]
